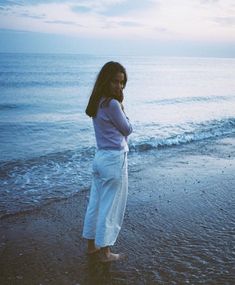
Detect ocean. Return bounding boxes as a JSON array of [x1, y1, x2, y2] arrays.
[[0, 53, 235, 218]]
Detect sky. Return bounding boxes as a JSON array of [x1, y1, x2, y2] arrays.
[[0, 0, 234, 57]]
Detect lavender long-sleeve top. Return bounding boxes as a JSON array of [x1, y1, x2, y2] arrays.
[[92, 98, 133, 152]]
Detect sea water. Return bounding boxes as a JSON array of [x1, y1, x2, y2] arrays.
[[0, 53, 235, 217]]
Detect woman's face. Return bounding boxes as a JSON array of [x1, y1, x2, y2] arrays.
[[109, 72, 125, 98]]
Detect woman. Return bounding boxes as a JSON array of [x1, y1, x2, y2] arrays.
[[82, 61, 133, 262]]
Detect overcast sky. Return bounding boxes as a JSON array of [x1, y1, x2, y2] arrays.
[[0, 0, 234, 56]]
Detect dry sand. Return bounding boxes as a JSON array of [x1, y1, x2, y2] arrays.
[[0, 137, 235, 285]]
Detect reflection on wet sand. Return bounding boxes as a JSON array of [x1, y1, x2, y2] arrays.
[[86, 253, 135, 285], [86, 252, 111, 285]]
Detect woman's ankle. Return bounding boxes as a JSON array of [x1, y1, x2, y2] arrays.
[[101, 246, 110, 256], [87, 239, 97, 251]]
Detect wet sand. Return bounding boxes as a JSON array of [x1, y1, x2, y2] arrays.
[[0, 137, 235, 285]]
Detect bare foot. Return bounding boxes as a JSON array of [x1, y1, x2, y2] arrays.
[[99, 251, 127, 263], [87, 248, 100, 255]]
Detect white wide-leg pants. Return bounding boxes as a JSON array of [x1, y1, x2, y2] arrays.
[[82, 149, 128, 247]]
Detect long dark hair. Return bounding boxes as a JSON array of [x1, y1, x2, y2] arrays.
[[85, 61, 127, 117]]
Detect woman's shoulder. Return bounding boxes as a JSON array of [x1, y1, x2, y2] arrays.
[[100, 98, 121, 114], [109, 99, 121, 109]]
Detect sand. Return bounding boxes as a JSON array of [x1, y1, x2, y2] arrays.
[[0, 137, 235, 285]]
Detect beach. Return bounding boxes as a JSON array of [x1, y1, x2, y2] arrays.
[[0, 136, 234, 285]]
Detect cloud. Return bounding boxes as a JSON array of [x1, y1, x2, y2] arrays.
[[98, 0, 155, 16], [0, 0, 22, 6], [0, 0, 126, 8], [19, 11, 46, 19], [0, 0, 69, 5], [71, 0, 156, 16], [44, 20, 83, 27], [71, 5, 91, 14], [213, 16, 235, 25], [100, 19, 144, 30], [118, 21, 143, 27], [200, 0, 219, 4], [154, 27, 168, 33], [0, 27, 28, 32], [0, 0, 234, 46]]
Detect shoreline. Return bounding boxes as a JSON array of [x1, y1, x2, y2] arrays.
[[0, 136, 235, 284]]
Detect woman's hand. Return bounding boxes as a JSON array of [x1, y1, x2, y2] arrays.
[[113, 89, 124, 103]]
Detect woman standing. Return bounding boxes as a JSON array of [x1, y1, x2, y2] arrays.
[[82, 61, 133, 262]]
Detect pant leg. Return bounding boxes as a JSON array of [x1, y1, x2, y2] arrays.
[[82, 155, 101, 240], [95, 151, 128, 247]]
